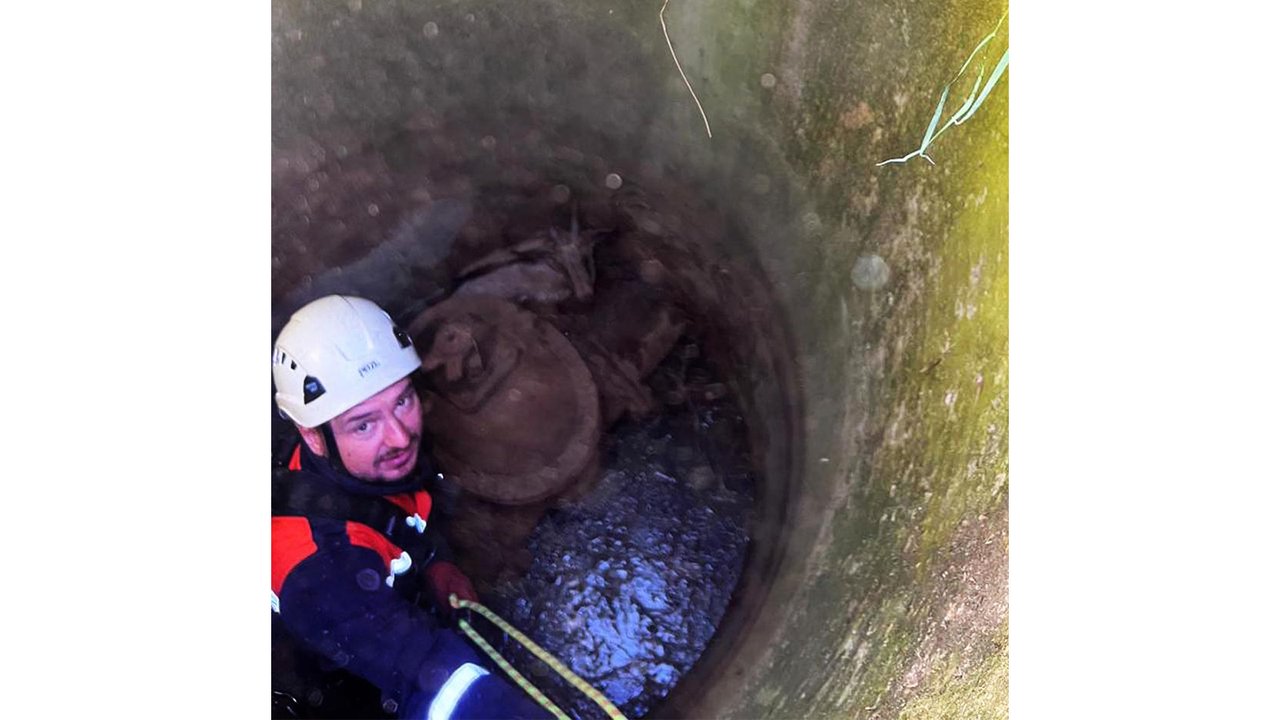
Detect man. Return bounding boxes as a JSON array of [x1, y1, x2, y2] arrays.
[[271, 294, 547, 719]]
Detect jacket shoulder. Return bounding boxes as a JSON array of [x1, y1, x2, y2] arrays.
[[271, 517, 318, 596]]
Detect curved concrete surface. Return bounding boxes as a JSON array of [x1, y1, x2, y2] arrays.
[[272, 1, 1008, 717]]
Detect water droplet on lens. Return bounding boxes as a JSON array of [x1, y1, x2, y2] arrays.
[[851, 254, 890, 291], [356, 568, 381, 591]]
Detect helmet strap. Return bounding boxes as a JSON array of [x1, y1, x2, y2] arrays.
[[319, 422, 351, 476]]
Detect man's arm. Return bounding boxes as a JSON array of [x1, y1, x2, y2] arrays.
[[277, 539, 454, 710]]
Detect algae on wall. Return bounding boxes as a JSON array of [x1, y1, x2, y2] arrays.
[[653, 0, 1010, 716]]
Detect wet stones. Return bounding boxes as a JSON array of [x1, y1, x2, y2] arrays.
[[489, 394, 754, 719]]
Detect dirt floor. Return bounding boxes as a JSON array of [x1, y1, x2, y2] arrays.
[[484, 346, 757, 720]]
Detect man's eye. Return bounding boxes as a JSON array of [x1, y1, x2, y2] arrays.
[[398, 395, 414, 408], [355, 422, 372, 434]]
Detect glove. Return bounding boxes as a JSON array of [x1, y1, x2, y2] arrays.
[[424, 561, 479, 615], [401, 631, 553, 719]]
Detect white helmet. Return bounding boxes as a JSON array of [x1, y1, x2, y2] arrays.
[[273, 295, 423, 428]]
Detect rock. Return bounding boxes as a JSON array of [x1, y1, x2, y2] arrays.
[[687, 465, 717, 492]]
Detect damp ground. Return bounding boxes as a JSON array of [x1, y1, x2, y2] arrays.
[[484, 342, 756, 719]]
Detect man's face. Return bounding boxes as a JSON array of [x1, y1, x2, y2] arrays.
[[303, 377, 424, 482]]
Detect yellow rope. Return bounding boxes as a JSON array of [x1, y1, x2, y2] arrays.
[[454, 615, 570, 720], [451, 593, 631, 720]]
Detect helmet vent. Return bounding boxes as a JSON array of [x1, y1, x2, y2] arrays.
[[392, 326, 412, 349], [302, 375, 327, 404]]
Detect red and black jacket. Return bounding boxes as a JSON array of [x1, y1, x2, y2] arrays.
[[271, 442, 463, 712]]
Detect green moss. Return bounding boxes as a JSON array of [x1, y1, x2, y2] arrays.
[[727, 0, 1009, 716], [899, 630, 1009, 720], [893, 79, 1009, 564]]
